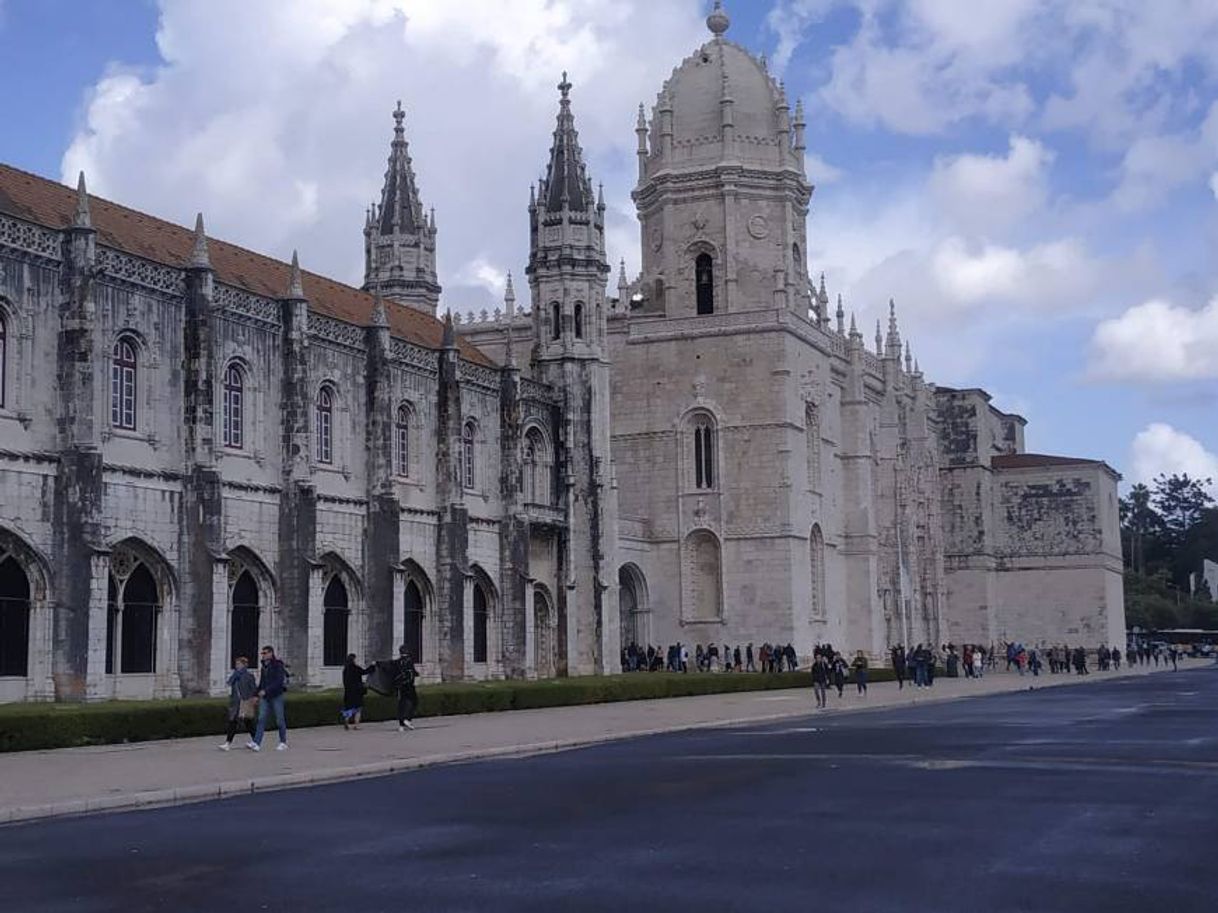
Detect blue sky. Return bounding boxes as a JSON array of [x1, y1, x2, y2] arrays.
[[2, 0, 1216, 488]]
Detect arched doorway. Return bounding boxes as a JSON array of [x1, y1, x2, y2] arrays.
[[404, 578, 424, 660], [472, 581, 489, 664], [0, 555, 31, 678], [323, 575, 349, 667], [230, 570, 259, 664], [106, 558, 161, 675], [534, 586, 555, 678], [618, 564, 650, 651]]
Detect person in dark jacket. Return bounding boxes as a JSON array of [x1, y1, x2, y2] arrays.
[[811, 654, 830, 708], [891, 645, 907, 690], [851, 651, 869, 695], [250, 645, 289, 752], [219, 656, 258, 750], [393, 646, 419, 732], [341, 654, 370, 729]]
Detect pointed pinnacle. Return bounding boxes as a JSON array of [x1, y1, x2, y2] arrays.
[[371, 289, 389, 328], [189, 212, 210, 268], [74, 171, 91, 229], [636, 103, 646, 128], [287, 250, 305, 299], [442, 309, 456, 348], [849, 313, 858, 335], [504, 271, 515, 306], [597, 182, 605, 209]]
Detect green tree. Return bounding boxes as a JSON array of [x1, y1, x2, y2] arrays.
[[1119, 482, 1161, 575]]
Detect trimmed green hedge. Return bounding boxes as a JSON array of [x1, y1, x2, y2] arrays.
[[0, 667, 897, 753]]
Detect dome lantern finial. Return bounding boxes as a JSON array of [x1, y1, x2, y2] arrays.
[[707, 1, 730, 37]]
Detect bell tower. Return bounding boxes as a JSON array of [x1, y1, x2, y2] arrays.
[[363, 101, 441, 316]]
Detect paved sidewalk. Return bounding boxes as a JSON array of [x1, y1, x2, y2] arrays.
[[0, 660, 1196, 824]]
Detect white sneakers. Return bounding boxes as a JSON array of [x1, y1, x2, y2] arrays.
[[242, 740, 286, 752], [247, 741, 260, 752], [398, 721, 414, 732], [275, 742, 288, 751], [218, 742, 231, 751]]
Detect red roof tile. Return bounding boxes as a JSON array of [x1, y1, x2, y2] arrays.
[[0, 163, 494, 366]]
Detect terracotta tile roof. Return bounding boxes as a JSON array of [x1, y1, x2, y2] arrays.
[[992, 453, 1102, 470], [0, 163, 494, 366]]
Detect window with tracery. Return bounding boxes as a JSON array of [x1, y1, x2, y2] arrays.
[[462, 420, 477, 489], [550, 302, 561, 341], [222, 363, 245, 449], [395, 403, 412, 476], [110, 336, 138, 430], [690, 415, 715, 490], [574, 302, 584, 340], [315, 386, 334, 464], [695, 253, 714, 315]]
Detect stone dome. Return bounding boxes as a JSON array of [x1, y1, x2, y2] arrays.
[[647, 31, 794, 174]]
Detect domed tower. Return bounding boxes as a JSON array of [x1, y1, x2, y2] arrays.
[[632, 2, 811, 316], [363, 101, 441, 316]]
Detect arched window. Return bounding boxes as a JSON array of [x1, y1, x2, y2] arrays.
[[315, 386, 334, 464], [110, 336, 138, 430], [222, 363, 245, 450], [404, 578, 424, 660], [534, 587, 554, 677], [809, 524, 825, 620], [472, 581, 489, 663], [0, 312, 7, 409], [690, 414, 715, 490], [322, 575, 349, 667], [395, 403, 412, 477], [107, 558, 159, 675], [523, 427, 550, 505], [574, 302, 584, 340], [792, 243, 802, 277], [695, 253, 714, 315], [550, 302, 561, 341], [230, 570, 259, 664], [462, 420, 477, 489], [805, 403, 821, 490], [0, 555, 31, 677]]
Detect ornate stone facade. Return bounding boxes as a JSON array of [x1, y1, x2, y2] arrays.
[[0, 6, 1123, 703]]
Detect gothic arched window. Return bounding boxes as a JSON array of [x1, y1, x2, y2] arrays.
[[462, 420, 477, 489], [695, 253, 714, 315], [322, 575, 349, 667], [315, 386, 334, 464], [395, 403, 412, 477], [574, 302, 584, 340], [110, 336, 138, 430], [222, 362, 245, 449], [690, 414, 716, 490], [0, 312, 7, 409], [473, 580, 489, 663], [550, 302, 561, 341], [523, 427, 550, 505], [805, 403, 821, 490]]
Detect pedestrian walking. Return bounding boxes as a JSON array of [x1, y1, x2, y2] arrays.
[[392, 646, 419, 731], [852, 651, 869, 695], [832, 653, 847, 697], [250, 644, 289, 752], [892, 645, 907, 689], [219, 655, 258, 750], [811, 654, 830, 709], [341, 653, 369, 729], [746, 642, 755, 672]]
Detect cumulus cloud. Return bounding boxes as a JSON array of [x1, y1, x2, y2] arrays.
[[929, 135, 1053, 234], [62, 0, 706, 312], [805, 152, 844, 186], [1130, 424, 1218, 494], [1088, 297, 1218, 382]]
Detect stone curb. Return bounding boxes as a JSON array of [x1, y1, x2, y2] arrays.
[[0, 664, 1196, 826]]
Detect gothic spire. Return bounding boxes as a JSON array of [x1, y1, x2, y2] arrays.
[[875, 320, 883, 357], [886, 298, 902, 358], [73, 171, 91, 229], [905, 340, 913, 374], [189, 212, 210, 269], [503, 272, 516, 366], [378, 100, 426, 235], [540, 71, 592, 213], [835, 293, 845, 335]]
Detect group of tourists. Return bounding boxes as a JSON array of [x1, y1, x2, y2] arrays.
[[889, 644, 944, 689], [218, 643, 421, 753], [621, 641, 800, 674], [809, 644, 869, 708]]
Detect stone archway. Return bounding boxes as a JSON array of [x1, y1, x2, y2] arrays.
[[618, 563, 650, 650]]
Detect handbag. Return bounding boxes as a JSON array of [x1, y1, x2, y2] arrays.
[[238, 696, 258, 719]]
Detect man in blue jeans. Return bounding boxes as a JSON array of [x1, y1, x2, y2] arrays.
[[249, 644, 288, 752]]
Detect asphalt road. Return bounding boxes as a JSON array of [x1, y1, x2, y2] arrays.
[[2, 668, 1215, 913]]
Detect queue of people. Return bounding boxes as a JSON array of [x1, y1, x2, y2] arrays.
[[620, 641, 800, 674]]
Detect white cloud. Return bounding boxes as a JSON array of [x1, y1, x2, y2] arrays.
[[805, 152, 844, 186], [62, 0, 706, 309], [1209, 172, 1218, 201], [1130, 424, 1218, 494], [1088, 297, 1218, 382], [929, 135, 1053, 233]]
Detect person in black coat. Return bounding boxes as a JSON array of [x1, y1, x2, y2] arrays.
[[393, 645, 419, 732], [341, 654, 369, 730]]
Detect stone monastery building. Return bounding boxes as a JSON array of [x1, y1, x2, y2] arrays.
[[0, 4, 1124, 702]]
